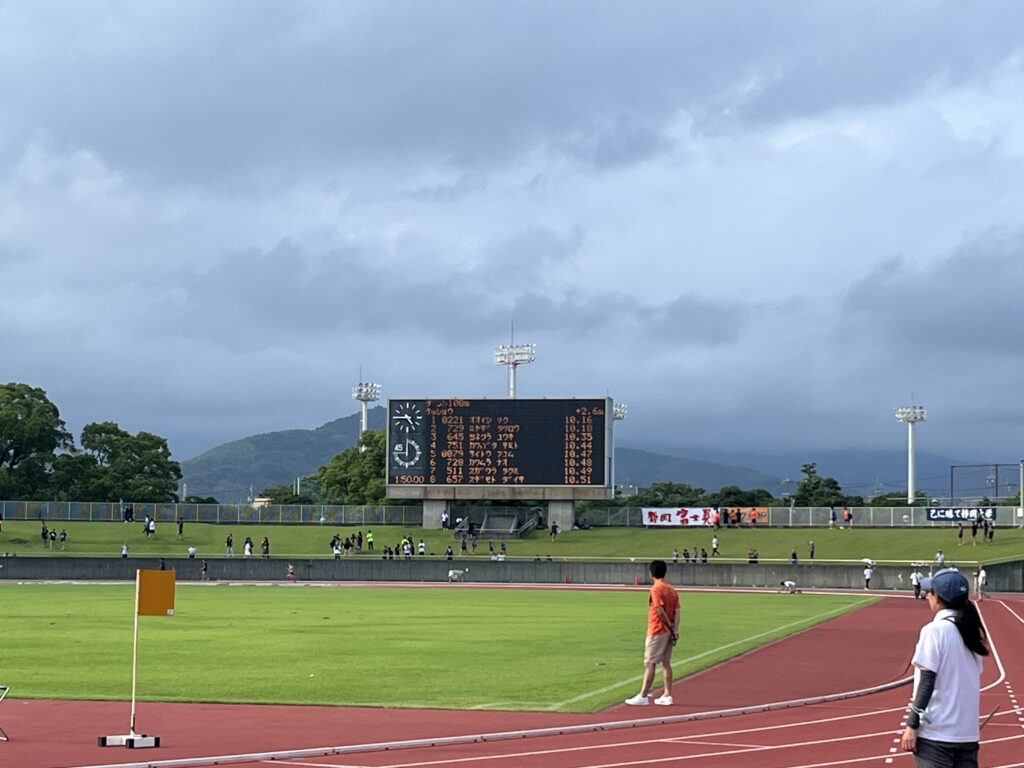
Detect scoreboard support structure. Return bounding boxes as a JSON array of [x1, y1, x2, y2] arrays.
[[423, 498, 577, 533]]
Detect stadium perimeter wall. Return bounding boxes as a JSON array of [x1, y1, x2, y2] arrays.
[[1, 557, 1021, 592]]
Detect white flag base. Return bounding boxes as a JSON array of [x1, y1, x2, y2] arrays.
[[98, 733, 161, 748]]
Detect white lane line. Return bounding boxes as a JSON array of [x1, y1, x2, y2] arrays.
[[315, 710, 918, 768], [998, 600, 1024, 625], [548, 600, 871, 709], [366, 729, 901, 768], [979, 602, 1008, 692], [571, 732, 1024, 768], [547, 731, 904, 768]]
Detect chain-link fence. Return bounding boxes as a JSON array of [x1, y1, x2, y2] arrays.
[[576, 506, 1021, 527], [2, 501, 1019, 528], [0, 500, 423, 526]]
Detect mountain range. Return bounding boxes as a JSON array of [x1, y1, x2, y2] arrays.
[[181, 406, 970, 503]]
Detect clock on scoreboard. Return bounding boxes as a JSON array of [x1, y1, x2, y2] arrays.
[[385, 398, 611, 492]]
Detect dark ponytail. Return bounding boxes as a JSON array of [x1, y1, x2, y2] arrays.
[[946, 595, 990, 657]]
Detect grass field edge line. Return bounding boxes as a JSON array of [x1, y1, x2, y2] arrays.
[[547, 597, 874, 710]]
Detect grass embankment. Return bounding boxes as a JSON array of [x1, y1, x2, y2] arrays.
[[1, 519, 1020, 565], [0, 583, 872, 711]]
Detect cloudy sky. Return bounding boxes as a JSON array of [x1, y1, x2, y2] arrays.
[[3, 1, 1024, 465]]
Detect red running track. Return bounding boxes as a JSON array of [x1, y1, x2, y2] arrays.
[[3, 592, 1024, 768]]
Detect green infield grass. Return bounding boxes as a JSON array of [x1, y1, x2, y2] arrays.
[[1, 519, 1021, 565], [0, 583, 873, 711]]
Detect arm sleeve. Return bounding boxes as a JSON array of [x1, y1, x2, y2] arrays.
[[906, 669, 936, 729]]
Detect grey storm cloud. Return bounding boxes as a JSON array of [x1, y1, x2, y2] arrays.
[[4, 2, 1020, 182], [4, 2, 1024, 462], [158, 233, 725, 351], [839, 230, 1024, 354]]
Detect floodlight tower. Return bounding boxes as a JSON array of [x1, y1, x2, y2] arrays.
[[895, 405, 927, 504], [352, 381, 381, 449], [494, 342, 535, 398], [610, 402, 627, 493]]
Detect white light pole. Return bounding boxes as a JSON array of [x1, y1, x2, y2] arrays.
[[1019, 459, 1023, 528], [895, 405, 926, 505], [352, 381, 381, 450], [494, 343, 535, 398], [612, 402, 627, 495]]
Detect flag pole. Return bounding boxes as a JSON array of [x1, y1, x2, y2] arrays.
[[130, 569, 141, 736], [98, 568, 162, 749]]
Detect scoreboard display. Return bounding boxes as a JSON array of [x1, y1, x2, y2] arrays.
[[386, 398, 612, 497]]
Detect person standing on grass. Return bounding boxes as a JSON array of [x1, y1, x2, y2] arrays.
[[625, 559, 680, 707], [226, 532, 234, 557], [711, 535, 720, 557], [900, 569, 988, 766], [808, 540, 815, 560]]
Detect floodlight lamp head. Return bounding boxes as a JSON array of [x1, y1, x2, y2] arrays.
[[613, 402, 628, 420], [895, 405, 927, 424], [494, 343, 536, 366], [352, 382, 382, 402]]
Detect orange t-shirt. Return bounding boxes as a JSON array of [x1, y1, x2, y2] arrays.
[[647, 579, 680, 636]]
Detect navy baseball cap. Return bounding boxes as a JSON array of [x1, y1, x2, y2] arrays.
[[920, 569, 970, 603]]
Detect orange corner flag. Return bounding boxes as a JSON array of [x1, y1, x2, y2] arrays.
[[136, 570, 176, 616]]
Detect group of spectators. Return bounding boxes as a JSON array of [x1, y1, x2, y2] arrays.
[[671, 546, 708, 564], [39, 522, 68, 550], [955, 519, 997, 546], [328, 530, 374, 557]]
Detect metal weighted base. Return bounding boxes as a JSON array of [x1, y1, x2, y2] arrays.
[[98, 733, 160, 748]]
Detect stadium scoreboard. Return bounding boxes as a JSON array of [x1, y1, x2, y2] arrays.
[[386, 398, 613, 500]]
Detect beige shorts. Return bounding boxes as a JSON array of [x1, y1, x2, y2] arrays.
[[644, 632, 674, 665]]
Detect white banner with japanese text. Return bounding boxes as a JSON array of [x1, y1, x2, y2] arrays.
[[642, 507, 715, 527]]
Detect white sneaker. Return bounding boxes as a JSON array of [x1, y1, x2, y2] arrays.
[[624, 693, 650, 706], [654, 694, 674, 706]]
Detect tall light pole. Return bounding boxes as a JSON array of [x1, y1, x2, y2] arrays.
[[352, 381, 381, 450], [494, 343, 535, 398], [612, 402, 627, 495], [895, 405, 926, 504]]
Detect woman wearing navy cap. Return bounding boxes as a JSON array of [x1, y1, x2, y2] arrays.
[[900, 568, 989, 767]]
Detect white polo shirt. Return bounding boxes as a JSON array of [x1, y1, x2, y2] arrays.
[[912, 608, 984, 742]]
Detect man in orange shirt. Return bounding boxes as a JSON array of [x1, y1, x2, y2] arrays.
[[625, 559, 680, 706]]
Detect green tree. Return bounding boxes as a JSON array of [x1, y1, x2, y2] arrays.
[[793, 462, 852, 506], [634, 481, 708, 507], [80, 422, 182, 502], [0, 383, 72, 499], [258, 483, 315, 505], [869, 490, 929, 506], [706, 485, 776, 507], [47, 451, 104, 501], [316, 430, 386, 504]]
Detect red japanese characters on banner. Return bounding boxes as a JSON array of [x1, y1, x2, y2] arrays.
[[641, 507, 715, 527]]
